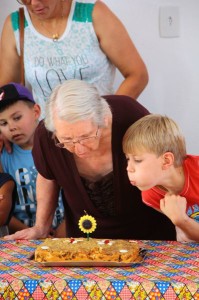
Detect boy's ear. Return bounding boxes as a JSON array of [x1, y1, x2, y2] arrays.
[[33, 104, 41, 119], [162, 152, 174, 170]]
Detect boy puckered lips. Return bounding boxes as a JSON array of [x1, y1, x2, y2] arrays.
[[123, 114, 199, 242]]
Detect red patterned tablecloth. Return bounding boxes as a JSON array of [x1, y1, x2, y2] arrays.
[[0, 239, 199, 299]]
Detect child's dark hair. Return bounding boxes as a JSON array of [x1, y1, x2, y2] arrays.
[[0, 82, 35, 112]]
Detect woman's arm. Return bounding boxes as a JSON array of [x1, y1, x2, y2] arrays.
[[0, 15, 21, 85], [93, 1, 149, 99], [35, 173, 60, 234]]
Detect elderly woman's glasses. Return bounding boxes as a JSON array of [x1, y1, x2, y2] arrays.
[[17, 0, 31, 5], [54, 127, 100, 149]]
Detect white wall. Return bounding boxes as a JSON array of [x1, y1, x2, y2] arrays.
[[104, 0, 199, 154], [1, 0, 199, 153], [0, 1, 19, 27]]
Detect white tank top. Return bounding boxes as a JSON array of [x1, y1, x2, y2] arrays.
[[11, 0, 115, 117]]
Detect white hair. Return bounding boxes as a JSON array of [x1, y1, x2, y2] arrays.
[[45, 79, 111, 132]]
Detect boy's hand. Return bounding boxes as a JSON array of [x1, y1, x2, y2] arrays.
[[160, 193, 188, 225], [175, 226, 195, 242], [0, 133, 12, 153]]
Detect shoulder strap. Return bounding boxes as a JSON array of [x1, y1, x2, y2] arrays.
[[19, 7, 25, 85]]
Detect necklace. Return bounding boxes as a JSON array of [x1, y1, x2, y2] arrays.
[[40, 0, 64, 42]]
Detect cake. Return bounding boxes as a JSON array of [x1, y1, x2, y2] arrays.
[[35, 238, 141, 263]]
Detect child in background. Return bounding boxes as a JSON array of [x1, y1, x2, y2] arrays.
[[123, 114, 199, 242], [0, 173, 16, 237], [0, 83, 64, 235]]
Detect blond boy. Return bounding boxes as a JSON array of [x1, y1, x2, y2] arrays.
[[123, 114, 199, 242]]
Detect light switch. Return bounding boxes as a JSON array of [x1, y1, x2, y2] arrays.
[[159, 6, 180, 38]]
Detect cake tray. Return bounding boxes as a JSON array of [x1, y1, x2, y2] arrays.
[[29, 249, 147, 267]]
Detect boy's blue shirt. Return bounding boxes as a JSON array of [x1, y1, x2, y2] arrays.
[[1, 143, 64, 228]]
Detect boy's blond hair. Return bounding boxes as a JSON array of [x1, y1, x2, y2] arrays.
[[123, 114, 187, 167]]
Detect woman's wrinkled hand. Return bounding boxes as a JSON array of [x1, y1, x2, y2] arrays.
[[4, 226, 49, 240]]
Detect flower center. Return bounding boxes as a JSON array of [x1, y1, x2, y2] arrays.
[[82, 220, 92, 229]]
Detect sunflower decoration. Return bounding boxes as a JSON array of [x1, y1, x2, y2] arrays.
[[78, 211, 97, 240]]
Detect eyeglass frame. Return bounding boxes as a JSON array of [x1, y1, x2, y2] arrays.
[[54, 126, 100, 149], [17, 0, 31, 5]]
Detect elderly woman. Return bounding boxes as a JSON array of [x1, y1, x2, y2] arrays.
[[5, 80, 176, 240]]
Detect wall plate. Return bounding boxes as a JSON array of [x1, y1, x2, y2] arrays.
[[159, 6, 180, 38]]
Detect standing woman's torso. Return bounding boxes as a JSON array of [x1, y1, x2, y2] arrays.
[[11, 0, 115, 118]]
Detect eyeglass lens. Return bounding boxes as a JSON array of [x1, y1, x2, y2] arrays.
[[55, 127, 99, 148]]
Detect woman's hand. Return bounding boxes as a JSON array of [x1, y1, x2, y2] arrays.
[[4, 225, 49, 240], [0, 133, 12, 153]]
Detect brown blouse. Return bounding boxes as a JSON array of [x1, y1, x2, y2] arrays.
[[81, 172, 116, 217]]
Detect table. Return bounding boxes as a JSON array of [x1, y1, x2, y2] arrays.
[[0, 239, 199, 299]]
